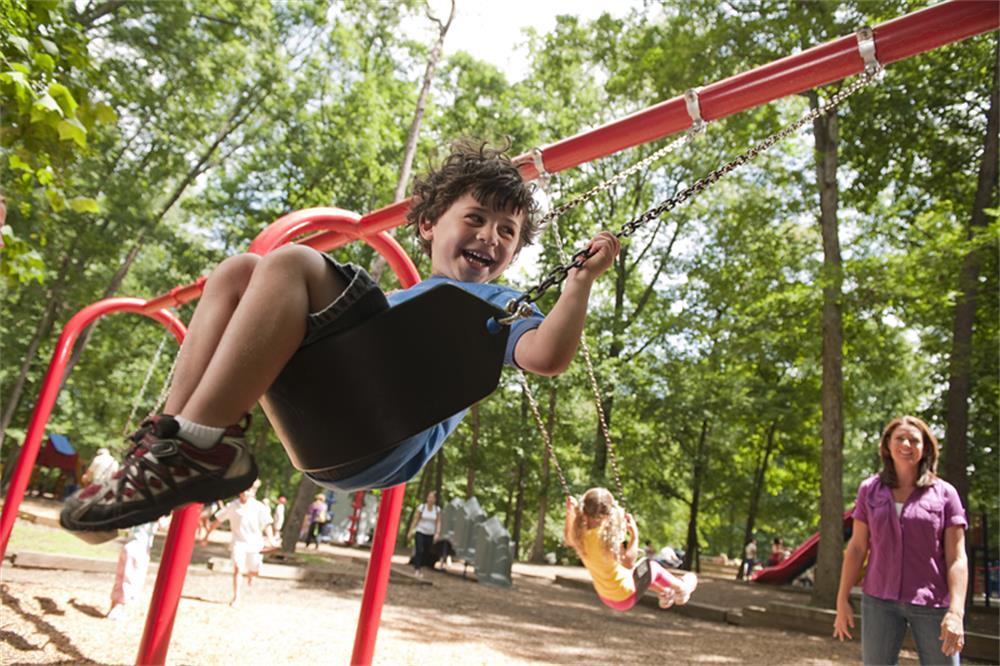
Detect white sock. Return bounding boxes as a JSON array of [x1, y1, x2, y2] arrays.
[[176, 416, 225, 449]]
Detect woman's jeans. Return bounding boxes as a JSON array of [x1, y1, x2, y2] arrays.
[[412, 532, 434, 570], [862, 594, 959, 665]]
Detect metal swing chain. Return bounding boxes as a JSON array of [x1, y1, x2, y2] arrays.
[[533, 124, 705, 230], [121, 327, 180, 439], [503, 65, 881, 321], [548, 219, 629, 510], [520, 371, 573, 500], [515, 126, 708, 503], [516, 132, 708, 504]]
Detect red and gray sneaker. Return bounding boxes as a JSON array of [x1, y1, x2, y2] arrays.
[[60, 415, 257, 532]]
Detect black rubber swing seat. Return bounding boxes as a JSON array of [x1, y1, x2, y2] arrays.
[[633, 558, 653, 597], [262, 283, 511, 473]]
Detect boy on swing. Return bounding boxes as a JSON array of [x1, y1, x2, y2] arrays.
[[62, 141, 620, 532]]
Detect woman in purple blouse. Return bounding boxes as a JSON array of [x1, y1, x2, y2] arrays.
[[833, 416, 968, 664]]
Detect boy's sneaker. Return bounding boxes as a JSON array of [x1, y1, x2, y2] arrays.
[[60, 415, 257, 532]]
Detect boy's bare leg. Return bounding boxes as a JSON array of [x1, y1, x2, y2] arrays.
[[181, 245, 346, 426], [164, 254, 261, 415], [60, 245, 347, 532]]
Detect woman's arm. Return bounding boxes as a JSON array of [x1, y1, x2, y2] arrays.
[[434, 510, 442, 541], [407, 506, 420, 539], [939, 526, 968, 657], [833, 519, 869, 641]]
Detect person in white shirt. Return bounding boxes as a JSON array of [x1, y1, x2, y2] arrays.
[[406, 490, 441, 577], [82, 447, 119, 487], [202, 488, 273, 606], [106, 516, 169, 620], [737, 537, 757, 580], [273, 496, 286, 532]]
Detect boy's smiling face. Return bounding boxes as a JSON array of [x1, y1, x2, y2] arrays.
[[419, 192, 525, 283]]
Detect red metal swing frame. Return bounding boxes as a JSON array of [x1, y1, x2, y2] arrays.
[[0, 2, 995, 664]]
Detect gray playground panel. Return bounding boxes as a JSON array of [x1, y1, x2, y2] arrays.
[[326, 491, 378, 545], [474, 515, 513, 587], [452, 496, 486, 561], [441, 497, 513, 587], [440, 497, 464, 543]]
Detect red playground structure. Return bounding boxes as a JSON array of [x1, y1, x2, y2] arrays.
[[0, 3, 996, 664], [752, 513, 854, 585]]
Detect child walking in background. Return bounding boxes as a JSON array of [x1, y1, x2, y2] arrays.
[[61, 140, 620, 533], [565, 488, 697, 612], [106, 517, 166, 620]]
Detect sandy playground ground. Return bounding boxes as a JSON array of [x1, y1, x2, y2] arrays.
[[1, 541, 915, 666]]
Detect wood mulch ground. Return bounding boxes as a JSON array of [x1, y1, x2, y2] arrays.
[[5, 500, 981, 664], [2, 546, 903, 665]]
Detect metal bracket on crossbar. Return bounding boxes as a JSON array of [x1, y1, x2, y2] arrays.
[[856, 26, 882, 74], [684, 88, 706, 134], [530, 147, 551, 189]]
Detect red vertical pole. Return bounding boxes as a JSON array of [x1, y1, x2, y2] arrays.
[[348, 233, 421, 665], [0, 302, 184, 561], [350, 484, 406, 666], [135, 503, 201, 665]]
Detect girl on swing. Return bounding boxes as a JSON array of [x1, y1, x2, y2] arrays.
[[565, 488, 697, 611]]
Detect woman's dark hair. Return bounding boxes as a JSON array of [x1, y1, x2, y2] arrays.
[[406, 139, 539, 257], [878, 415, 939, 488]]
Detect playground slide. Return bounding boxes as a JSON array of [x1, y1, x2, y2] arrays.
[[751, 512, 853, 585]]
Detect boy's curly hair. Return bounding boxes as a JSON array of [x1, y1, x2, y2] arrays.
[[406, 139, 540, 257]]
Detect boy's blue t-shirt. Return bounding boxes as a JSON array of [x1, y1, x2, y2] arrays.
[[311, 275, 544, 493]]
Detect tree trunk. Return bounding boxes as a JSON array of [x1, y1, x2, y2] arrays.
[[590, 393, 613, 483], [683, 417, 709, 572], [512, 457, 525, 560], [281, 474, 321, 554], [369, 0, 455, 284], [743, 421, 778, 548], [809, 93, 846, 609], [434, 443, 444, 501], [0, 252, 79, 450], [528, 383, 557, 563], [943, 44, 998, 509], [590, 245, 629, 482], [401, 465, 434, 543], [465, 403, 480, 499], [0, 294, 61, 450], [393, 0, 454, 204], [504, 475, 514, 531]]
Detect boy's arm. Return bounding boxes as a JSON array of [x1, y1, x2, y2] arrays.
[[514, 232, 620, 377]]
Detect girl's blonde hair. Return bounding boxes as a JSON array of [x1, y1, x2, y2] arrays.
[[572, 487, 627, 563]]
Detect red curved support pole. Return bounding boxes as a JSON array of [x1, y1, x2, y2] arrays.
[[135, 503, 201, 665], [351, 485, 406, 666], [349, 228, 422, 666], [0, 301, 185, 560]]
